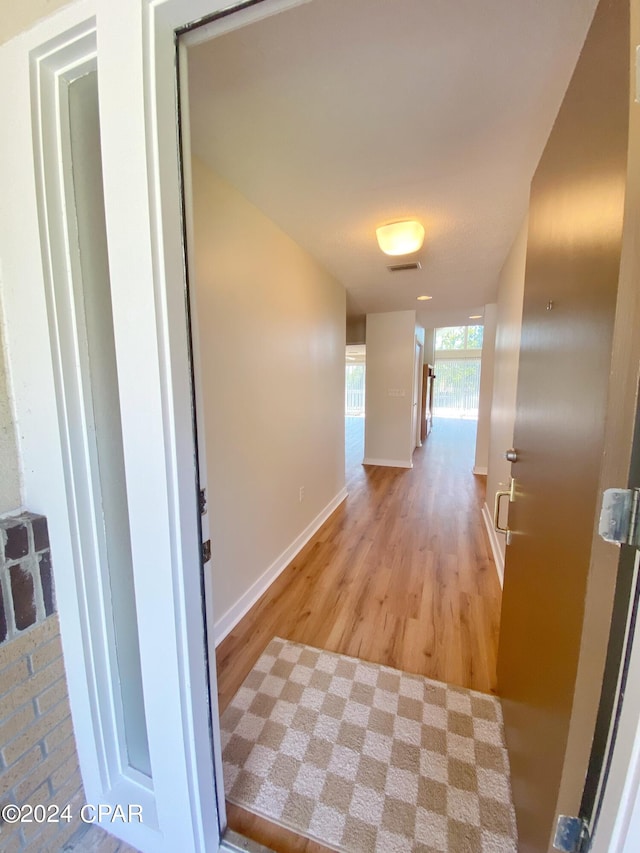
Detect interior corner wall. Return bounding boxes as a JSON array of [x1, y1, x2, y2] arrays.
[[346, 315, 366, 345], [0, 312, 21, 513], [191, 157, 346, 636], [423, 328, 435, 364], [364, 310, 417, 467], [485, 215, 529, 569], [474, 304, 497, 474]]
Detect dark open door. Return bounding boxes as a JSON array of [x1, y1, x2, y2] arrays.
[[495, 0, 632, 850]]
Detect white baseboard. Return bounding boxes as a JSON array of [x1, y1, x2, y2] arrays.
[[473, 466, 488, 475], [482, 501, 505, 588], [213, 487, 348, 645], [362, 457, 413, 469]]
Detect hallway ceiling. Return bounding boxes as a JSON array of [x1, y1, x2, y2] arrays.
[[187, 0, 597, 327]]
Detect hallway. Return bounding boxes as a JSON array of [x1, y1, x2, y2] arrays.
[[216, 417, 503, 851], [217, 417, 502, 710]]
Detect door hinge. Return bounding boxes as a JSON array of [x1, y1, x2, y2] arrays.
[[553, 815, 591, 853], [199, 488, 207, 515], [598, 488, 640, 548], [202, 539, 211, 563]]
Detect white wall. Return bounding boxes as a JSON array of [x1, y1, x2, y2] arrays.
[[0, 0, 74, 46], [192, 158, 346, 636], [423, 328, 435, 365], [0, 0, 55, 514], [0, 304, 21, 513], [474, 303, 497, 474], [484, 216, 528, 577], [364, 310, 417, 467]]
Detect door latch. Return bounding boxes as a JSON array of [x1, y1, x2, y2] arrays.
[[598, 488, 640, 547]]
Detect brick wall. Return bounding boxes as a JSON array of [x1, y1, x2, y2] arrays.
[[0, 513, 55, 641], [0, 514, 137, 853], [0, 512, 85, 851]]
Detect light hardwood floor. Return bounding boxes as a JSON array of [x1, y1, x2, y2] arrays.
[[217, 416, 503, 851]]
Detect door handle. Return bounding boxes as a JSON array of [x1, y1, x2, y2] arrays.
[[493, 490, 510, 534], [493, 478, 516, 544], [505, 448, 518, 463]]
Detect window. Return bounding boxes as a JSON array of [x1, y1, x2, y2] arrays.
[[435, 325, 484, 351], [433, 325, 484, 419]]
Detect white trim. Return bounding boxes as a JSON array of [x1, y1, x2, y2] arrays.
[[179, 0, 312, 48], [473, 466, 488, 475], [482, 502, 504, 587], [176, 35, 228, 831], [28, 20, 158, 849], [95, 0, 236, 849], [363, 457, 413, 468], [214, 488, 348, 644], [591, 550, 640, 853], [1, 0, 100, 834]]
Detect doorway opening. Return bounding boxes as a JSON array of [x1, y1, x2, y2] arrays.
[[431, 323, 487, 484], [172, 1, 628, 852], [345, 345, 366, 418], [177, 0, 514, 842], [345, 344, 366, 483], [179, 3, 508, 844]]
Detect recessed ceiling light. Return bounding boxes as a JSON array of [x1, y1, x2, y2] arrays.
[[417, 295, 432, 301], [469, 314, 482, 319]]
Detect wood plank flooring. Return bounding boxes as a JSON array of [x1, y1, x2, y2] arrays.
[[216, 416, 503, 851]]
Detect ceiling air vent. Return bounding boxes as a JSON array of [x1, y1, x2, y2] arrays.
[[387, 261, 422, 272]]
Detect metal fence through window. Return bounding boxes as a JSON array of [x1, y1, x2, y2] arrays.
[[345, 364, 365, 416]]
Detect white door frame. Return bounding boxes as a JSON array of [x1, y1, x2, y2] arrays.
[[413, 338, 423, 450], [2, 0, 640, 851], [2, 0, 222, 848], [592, 552, 640, 852]]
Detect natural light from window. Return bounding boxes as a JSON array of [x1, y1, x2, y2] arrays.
[[345, 345, 366, 417], [434, 325, 484, 420]]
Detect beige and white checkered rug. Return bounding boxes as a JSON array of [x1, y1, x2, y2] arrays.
[[221, 638, 517, 852]]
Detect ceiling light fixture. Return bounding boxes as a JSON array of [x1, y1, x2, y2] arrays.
[[417, 295, 432, 301], [469, 314, 483, 319], [376, 220, 425, 256]]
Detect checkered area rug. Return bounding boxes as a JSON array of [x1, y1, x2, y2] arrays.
[[220, 638, 517, 852]]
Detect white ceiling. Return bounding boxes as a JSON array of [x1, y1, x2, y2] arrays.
[[186, 0, 597, 327]]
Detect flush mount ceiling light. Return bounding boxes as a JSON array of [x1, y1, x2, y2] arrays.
[[376, 220, 425, 256], [417, 295, 432, 301], [469, 314, 483, 319]]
